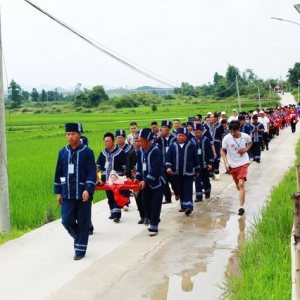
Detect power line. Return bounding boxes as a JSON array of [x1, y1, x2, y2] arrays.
[[215, 78, 236, 96], [24, 0, 177, 88]]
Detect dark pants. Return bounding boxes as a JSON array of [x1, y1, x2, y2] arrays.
[[173, 174, 194, 210], [106, 190, 122, 219], [213, 142, 221, 175], [134, 190, 145, 219], [61, 198, 92, 257], [262, 132, 269, 150], [252, 140, 261, 161], [163, 172, 179, 201], [142, 185, 163, 232], [195, 168, 211, 200], [291, 122, 297, 133]]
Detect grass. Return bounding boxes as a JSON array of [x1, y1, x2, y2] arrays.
[[0, 97, 280, 246], [221, 139, 300, 299]]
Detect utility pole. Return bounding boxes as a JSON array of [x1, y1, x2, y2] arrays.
[[236, 76, 241, 112], [0, 5, 11, 232], [257, 83, 261, 110]]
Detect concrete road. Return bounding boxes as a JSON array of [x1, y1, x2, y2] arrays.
[[0, 94, 298, 300]]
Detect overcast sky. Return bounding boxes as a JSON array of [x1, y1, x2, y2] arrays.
[[1, 0, 300, 91]]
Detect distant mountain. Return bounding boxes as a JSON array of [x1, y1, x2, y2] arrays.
[[35, 85, 72, 93], [135, 86, 155, 90]]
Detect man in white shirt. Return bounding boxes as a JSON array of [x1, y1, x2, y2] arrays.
[[258, 110, 270, 150], [227, 109, 239, 123], [221, 120, 253, 216]]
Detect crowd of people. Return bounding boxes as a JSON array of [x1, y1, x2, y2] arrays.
[[53, 103, 299, 260]]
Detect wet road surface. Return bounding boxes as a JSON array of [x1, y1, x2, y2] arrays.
[[0, 94, 298, 300], [50, 124, 298, 298]]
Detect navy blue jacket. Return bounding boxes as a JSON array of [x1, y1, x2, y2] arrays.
[[135, 144, 165, 189], [166, 141, 200, 176], [191, 136, 214, 169], [54, 144, 96, 200], [156, 134, 176, 165], [96, 146, 126, 182]]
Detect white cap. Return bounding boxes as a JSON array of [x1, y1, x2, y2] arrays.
[[259, 110, 264, 113], [221, 111, 226, 115], [207, 112, 212, 115], [232, 109, 238, 112], [253, 110, 258, 115]]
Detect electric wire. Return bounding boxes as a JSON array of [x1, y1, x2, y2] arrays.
[[215, 78, 236, 96], [24, 0, 177, 88]]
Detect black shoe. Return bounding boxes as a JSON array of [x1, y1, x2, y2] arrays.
[[113, 217, 120, 223], [255, 159, 260, 163], [266, 146, 269, 150], [179, 208, 185, 212], [185, 208, 192, 216], [138, 218, 145, 224], [108, 215, 113, 219], [195, 198, 203, 202], [205, 194, 210, 199], [74, 255, 85, 260], [89, 224, 94, 235], [144, 218, 150, 225], [238, 207, 245, 216]]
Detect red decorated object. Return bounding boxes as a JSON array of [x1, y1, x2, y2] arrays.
[[95, 180, 140, 207]]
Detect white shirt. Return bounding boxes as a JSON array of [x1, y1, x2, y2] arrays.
[[222, 132, 251, 168], [227, 116, 239, 123], [258, 116, 270, 132]]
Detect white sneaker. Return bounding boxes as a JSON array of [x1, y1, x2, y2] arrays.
[[123, 206, 129, 211], [214, 174, 219, 181]]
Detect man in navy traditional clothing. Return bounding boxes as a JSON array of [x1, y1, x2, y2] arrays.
[[156, 120, 179, 204], [115, 129, 133, 211], [96, 132, 126, 223], [135, 128, 165, 236], [204, 112, 224, 180], [54, 123, 96, 260], [191, 124, 214, 202], [166, 128, 200, 215]]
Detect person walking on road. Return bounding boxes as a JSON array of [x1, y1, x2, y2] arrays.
[[156, 120, 179, 204], [54, 123, 96, 260], [166, 128, 200, 215], [135, 128, 165, 236], [221, 121, 253, 216], [191, 124, 214, 202], [125, 133, 148, 225], [96, 132, 127, 223]]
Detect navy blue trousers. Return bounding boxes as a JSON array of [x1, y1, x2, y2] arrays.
[[195, 168, 211, 200], [106, 190, 122, 219], [163, 171, 179, 201], [173, 175, 194, 210], [142, 185, 163, 232], [213, 142, 221, 175], [61, 198, 92, 257], [251, 140, 261, 161]]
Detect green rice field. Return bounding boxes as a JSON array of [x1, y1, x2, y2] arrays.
[[2, 97, 279, 235]]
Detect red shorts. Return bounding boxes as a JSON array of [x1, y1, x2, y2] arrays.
[[230, 163, 249, 185]]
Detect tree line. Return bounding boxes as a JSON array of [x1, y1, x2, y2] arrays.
[[5, 62, 300, 109]]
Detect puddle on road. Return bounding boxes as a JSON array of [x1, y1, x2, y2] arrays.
[[146, 211, 247, 300]]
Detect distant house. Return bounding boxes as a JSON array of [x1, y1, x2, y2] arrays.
[[274, 85, 281, 93]]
